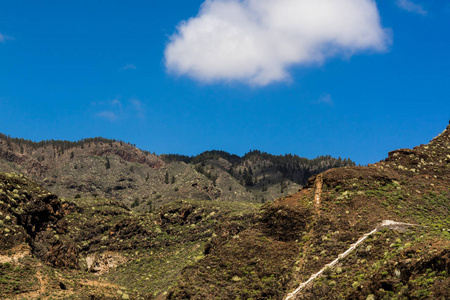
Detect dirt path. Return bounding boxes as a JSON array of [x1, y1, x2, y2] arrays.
[[284, 220, 422, 300], [12, 271, 47, 300], [0, 244, 32, 264], [313, 174, 323, 211], [80, 279, 121, 290]]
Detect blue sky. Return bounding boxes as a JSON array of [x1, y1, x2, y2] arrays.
[[0, 0, 449, 165]]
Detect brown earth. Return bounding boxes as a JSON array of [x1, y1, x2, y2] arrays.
[[168, 122, 450, 299]]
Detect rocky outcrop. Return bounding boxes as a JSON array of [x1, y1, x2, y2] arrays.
[[260, 202, 312, 242], [307, 166, 400, 189], [381, 122, 450, 178], [191, 182, 222, 200], [86, 251, 128, 274], [91, 144, 164, 169], [0, 172, 79, 268]]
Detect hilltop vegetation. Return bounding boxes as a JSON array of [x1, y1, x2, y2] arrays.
[[0, 135, 354, 210], [164, 149, 354, 185]]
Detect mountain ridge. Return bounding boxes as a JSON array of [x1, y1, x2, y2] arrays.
[[0, 133, 355, 209]]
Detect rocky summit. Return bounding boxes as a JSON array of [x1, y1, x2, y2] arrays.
[[0, 122, 449, 299]]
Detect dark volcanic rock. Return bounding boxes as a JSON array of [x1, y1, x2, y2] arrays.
[[0, 172, 79, 268]]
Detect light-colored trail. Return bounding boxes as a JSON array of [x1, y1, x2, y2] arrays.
[[313, 174, 323, 211], [284, 220, 421, 300]]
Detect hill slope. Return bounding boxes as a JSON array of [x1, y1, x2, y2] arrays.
[[0, 170, 261, 299], [168, 122, 450, 299], [0, 122, 448, 299], [0, 134, 354, 209]]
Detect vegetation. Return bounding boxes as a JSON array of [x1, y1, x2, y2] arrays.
[[0, 133, 127, 152], [0, 122, 448, 299], [163, 150, 354, 185], [0, 132, 352, 207]]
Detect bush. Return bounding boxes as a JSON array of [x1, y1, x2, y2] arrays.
[[131, 198, 140, 208]]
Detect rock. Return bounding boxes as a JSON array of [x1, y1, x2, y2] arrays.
[[86, 251, 128, 274]]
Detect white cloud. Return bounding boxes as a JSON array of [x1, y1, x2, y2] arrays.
[[131, 99, 143, 112], [396, 0, 427, 15], [165, 0, 390, 86], [121, 63, 136, 71], [94, 100, 122, 121], [131, 99, 145, 119], [94, 99, 145, 121], [111, 99, 123, 111], [317, 93, 334, 106], [97, 111, 119, 122], [0, 32, 13, 43]]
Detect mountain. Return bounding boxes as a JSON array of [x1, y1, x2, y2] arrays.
[[168, 121, 450, 299], [0, 134, 354, 210], [0, 122, 448, 300]]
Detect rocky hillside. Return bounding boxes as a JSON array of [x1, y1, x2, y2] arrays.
[[0, 122, 448, 300], [0, 134, 354, 210], [0, 170, 261, 299], [167, 122, 450, 299]]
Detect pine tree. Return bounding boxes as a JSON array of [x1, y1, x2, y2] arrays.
[[165, 171, 169, 184]]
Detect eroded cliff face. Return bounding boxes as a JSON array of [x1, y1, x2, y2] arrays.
[[0, 172, 79, 269]]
